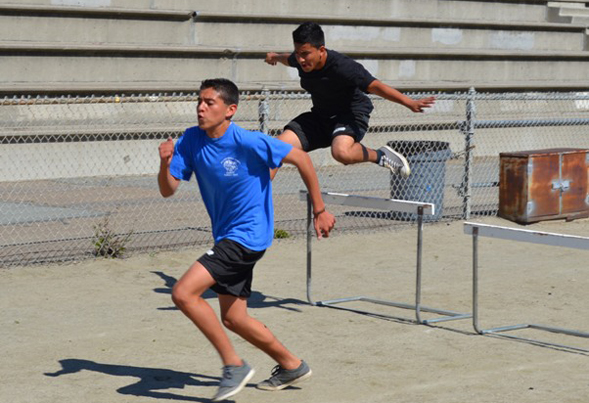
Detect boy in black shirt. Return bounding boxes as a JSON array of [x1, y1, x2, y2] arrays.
[[265, 22, 435, 178]]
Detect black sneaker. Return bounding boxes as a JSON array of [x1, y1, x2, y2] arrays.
[[256, 360, 312, 391], [212, 361, 255, 401], [377, 145, 411, 177]]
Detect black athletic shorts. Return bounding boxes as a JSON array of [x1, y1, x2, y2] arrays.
[[284, 111, 370, 152], [197, 238, 266, 298]]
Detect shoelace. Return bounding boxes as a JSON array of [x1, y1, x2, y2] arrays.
[[269, 365, 283, 377], [222, 366, 234, 380], [381, 156, 402, 171]]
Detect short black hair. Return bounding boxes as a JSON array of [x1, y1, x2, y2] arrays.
[[200, 78, 239, 106], [292, 22, 325, 48]]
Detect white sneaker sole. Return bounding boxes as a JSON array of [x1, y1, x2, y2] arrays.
[[381, 145, 411, 177], [256, 369, 313, 391], [212, 368, 255, 401]]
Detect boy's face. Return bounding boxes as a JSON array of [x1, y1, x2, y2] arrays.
[[294, 42, 326, 72], [196, 87, 236, 131]]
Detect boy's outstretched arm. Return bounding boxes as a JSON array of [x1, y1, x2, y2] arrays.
[[265, 52, 291, 66], [282, 147, 336, 239], [158, 137, 181, 198], [367, 79, 435, 113]]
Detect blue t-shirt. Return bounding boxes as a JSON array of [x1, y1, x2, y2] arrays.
[[169, 122, 293, 251]]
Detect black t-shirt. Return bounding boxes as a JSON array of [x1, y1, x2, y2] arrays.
[[288, 49, 376, 117]]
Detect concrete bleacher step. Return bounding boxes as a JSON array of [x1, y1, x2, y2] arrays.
[[0, 4, 194, 46], [3, 41, 589, 93], [1, 1, 589, 93], [2, 4, 585, 50], [0, 3, 192, 20], [3, 0, 551, 24], [188, 0, 551, 25], [548, 1, 589, 24], [1, 14, 584, 52], [192, 12, 588, 52]]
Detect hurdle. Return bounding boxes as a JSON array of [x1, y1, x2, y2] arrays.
[[300, 190, 472, 324], [464, 222, 589, 351]]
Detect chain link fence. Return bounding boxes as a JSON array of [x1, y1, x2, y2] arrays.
[[1, 89, 588, 267]]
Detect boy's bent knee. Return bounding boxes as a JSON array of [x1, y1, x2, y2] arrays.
[[222, 317, 238, 332], [171, 289, 183, 308], [221, 314, 248, 333], [171, 284, 192, 308], [331, 146, 353, 165]]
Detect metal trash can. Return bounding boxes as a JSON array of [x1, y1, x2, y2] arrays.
[[388, 140, 452, 221]]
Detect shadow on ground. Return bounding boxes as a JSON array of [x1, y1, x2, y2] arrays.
[[44, 358, 237, 402], [151, 271, 306, 312]]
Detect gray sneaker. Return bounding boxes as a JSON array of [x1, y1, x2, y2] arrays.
[[378, 146, 411, 177], [212, 361, 255, 401], [256, 360, 312, 391]]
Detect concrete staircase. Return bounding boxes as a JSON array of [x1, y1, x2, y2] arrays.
[[1, 0, 589, 94], [548, 1, 589, 24]]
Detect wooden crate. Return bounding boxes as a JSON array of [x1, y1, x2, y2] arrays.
[[499, 148, 589, 224]]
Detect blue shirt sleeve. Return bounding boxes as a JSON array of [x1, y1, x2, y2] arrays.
[[248, 132, 293, 169], [169, 130, 194, 181]]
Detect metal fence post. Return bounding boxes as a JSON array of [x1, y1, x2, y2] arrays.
[[258, 89, 270, 134], [462, 87, 476, 219]]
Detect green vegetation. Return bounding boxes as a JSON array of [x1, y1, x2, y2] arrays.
[[92, 217, 133, 258], [274, 229, 291, 239]]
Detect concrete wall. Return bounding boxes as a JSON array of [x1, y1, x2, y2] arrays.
[[4, 55, 589, 90], [1, 0, 589, 182], [1, 0, 588, 92], [3, 16, 582, 52], [0, 0, 551, 22]]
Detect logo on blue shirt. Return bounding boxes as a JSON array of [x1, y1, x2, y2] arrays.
[[221, 157, 241, 177]]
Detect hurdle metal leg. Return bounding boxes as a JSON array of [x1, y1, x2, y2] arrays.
[[306, 197, 314, 305], [466, 222, 589, 352], [304, 191, 471, 324]]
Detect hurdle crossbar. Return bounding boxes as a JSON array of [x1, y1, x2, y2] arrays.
[[464, 222, 589, 350], [300, 190, 471, 324]]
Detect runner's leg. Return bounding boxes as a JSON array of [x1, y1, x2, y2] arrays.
[[331, 135, 379, 165], [172, 262, 242, 366], [218, 294, 302, 370]]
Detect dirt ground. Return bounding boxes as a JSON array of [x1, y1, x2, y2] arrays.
[[1, 216, 588, 403]]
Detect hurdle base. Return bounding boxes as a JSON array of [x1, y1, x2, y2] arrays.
[[316, 295, 472, 324], [302, 191, 471, 325], [477, 323, 589, 353], [467, 222, 589, 353]]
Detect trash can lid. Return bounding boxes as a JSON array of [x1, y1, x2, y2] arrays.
[[387, 140, 450, 157]]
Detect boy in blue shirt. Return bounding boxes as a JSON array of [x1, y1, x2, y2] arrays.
[[158, 78, 335, 401]]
